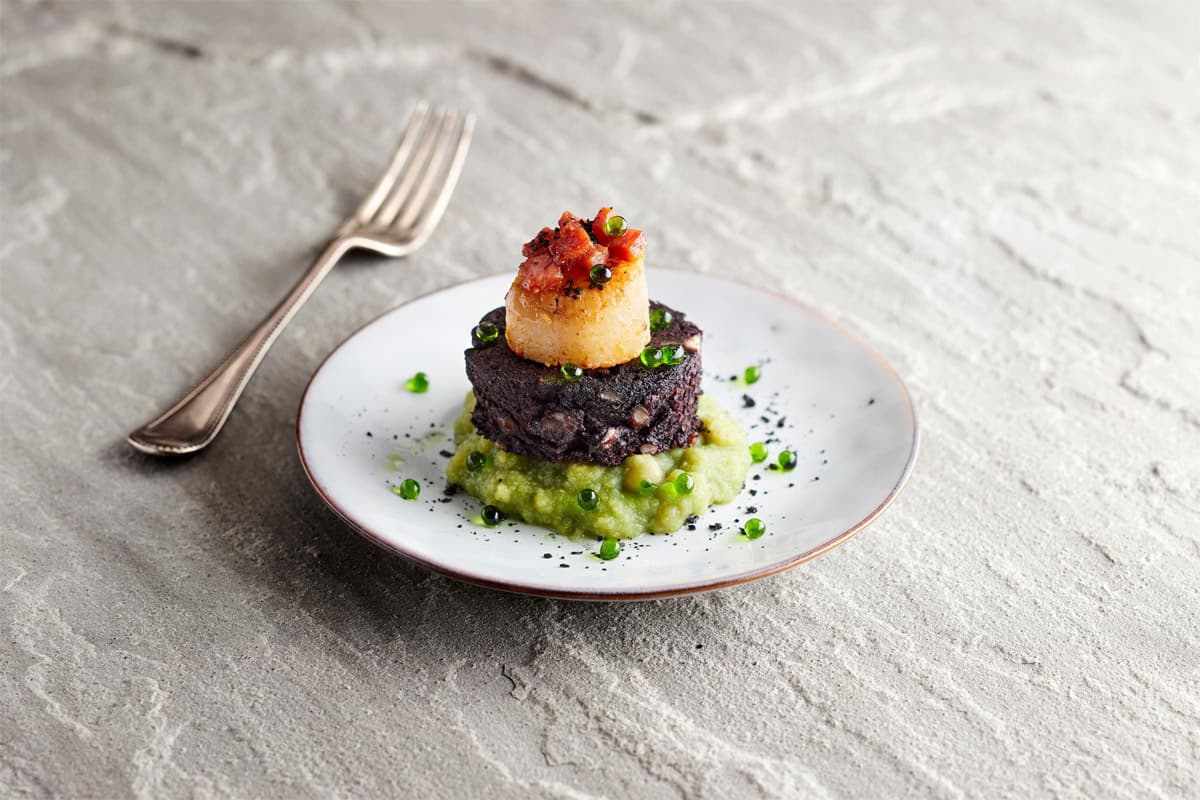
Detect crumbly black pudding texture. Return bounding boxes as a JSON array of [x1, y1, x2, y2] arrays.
[[465, 302, 703, 466]]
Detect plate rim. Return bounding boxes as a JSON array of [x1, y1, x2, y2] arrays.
[[296, 270, 920, 601]]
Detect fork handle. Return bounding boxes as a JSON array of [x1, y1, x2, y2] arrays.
[[128, 236, 355, 456]]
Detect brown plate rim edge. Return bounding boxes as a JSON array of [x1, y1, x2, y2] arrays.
[[295, 270, 920, 602]]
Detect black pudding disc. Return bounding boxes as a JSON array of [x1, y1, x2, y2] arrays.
[[464, 302, 703, 466]]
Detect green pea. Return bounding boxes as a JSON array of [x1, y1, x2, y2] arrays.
[[598, 537, 621, 560], [393, 478, 420, 500], [481, 504, 504, 527], [639, 347, 664, 368], [473, 321, 499, 344], [674, 472, 695, 495], [578, 488, 599, 511], [778, 450, 798, 471], [744, 365, 762, 385], [560, 364, 584, 381], [466, 451, 487, 472], [589, 264, 612, 285], [744, 518, 766, 539], [649, 307, 673, 331], [603, 215, 627, 237], [405, 371, 429, 393], [661, 344, 685, 366]]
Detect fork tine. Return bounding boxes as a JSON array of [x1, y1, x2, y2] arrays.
[[341, 101, 430, 234], [372, 107, 452, 228], [390, 110, 463, 233], [405, 113, 475, 242]]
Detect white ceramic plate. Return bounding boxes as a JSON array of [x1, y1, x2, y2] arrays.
[[297, 271, 917, 600]]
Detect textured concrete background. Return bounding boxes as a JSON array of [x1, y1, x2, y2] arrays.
[[2, 1, 1198, 797]]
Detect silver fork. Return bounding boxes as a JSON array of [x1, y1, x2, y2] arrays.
[[128, 103, 475, 456]]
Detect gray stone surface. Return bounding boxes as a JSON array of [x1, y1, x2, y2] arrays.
[[2, 1, 1198, 797]]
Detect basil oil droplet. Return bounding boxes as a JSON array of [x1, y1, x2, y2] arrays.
[[589, 264, 612, 286], [481, 504, 505, 527], [578, 488, 599, 511], [466, 451, 488, 472], [744, 518, 766, 540], [560, 364, 584, 381], [749, 442, 768, 463], [744, 365, 762, 385], [674, 472, 695, 495], [603, 215, 627, 238], [393, 478, 420, 500], [661, 344, 685, 366], [639, 346, 664, 368], [778, 450, 798, 471], [405, 371, 430, 393], [598, 537, 621, 560], [649, 307, 673, 331], [638, 479, 658, 496], [473, 321, 499, 344]]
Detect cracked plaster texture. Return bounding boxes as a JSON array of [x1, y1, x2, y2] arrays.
[[1, 1, 1198, 798]]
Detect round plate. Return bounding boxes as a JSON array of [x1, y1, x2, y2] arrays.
[[297, 271, 918, 600]]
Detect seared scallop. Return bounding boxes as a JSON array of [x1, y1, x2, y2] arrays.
[[504, 208, 650, 368]]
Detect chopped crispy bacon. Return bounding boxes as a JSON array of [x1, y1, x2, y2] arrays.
[[606, 229, 645, 264], [516, 251, 564, 292], [591, 208, 615, 242], [517, 208, 645, 293], [548, 218, 600, 283]]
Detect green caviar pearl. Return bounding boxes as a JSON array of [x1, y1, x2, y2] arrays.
[[393, 478, 420, 500], [481, 504, 505, 527], [778, 450, 798, 471], [473, 321, 499, 344], [649, 307, 673, 331], [578, 488, 599, 511], [405, 371, 429, 393], [744, 518, 766, 540], [598, 537, 621, 560], [589, 264, 612, 285], [466, 451, 487, 472], [638, 479, 658, 496], [661, 344, 686, 366], [639, 346, 664, 368], [749, 442, 768, 463], [603, 215, 627, 238], [560, 364, 584, 381], [674, 472, 695, 495], [744, 365, 762, 385]]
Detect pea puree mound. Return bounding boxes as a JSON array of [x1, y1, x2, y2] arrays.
[[447, 392, 750, 540]]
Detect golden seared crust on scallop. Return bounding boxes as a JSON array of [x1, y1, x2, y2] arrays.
[[504, 208, 650, 368], [505, 255, 649, 368]]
